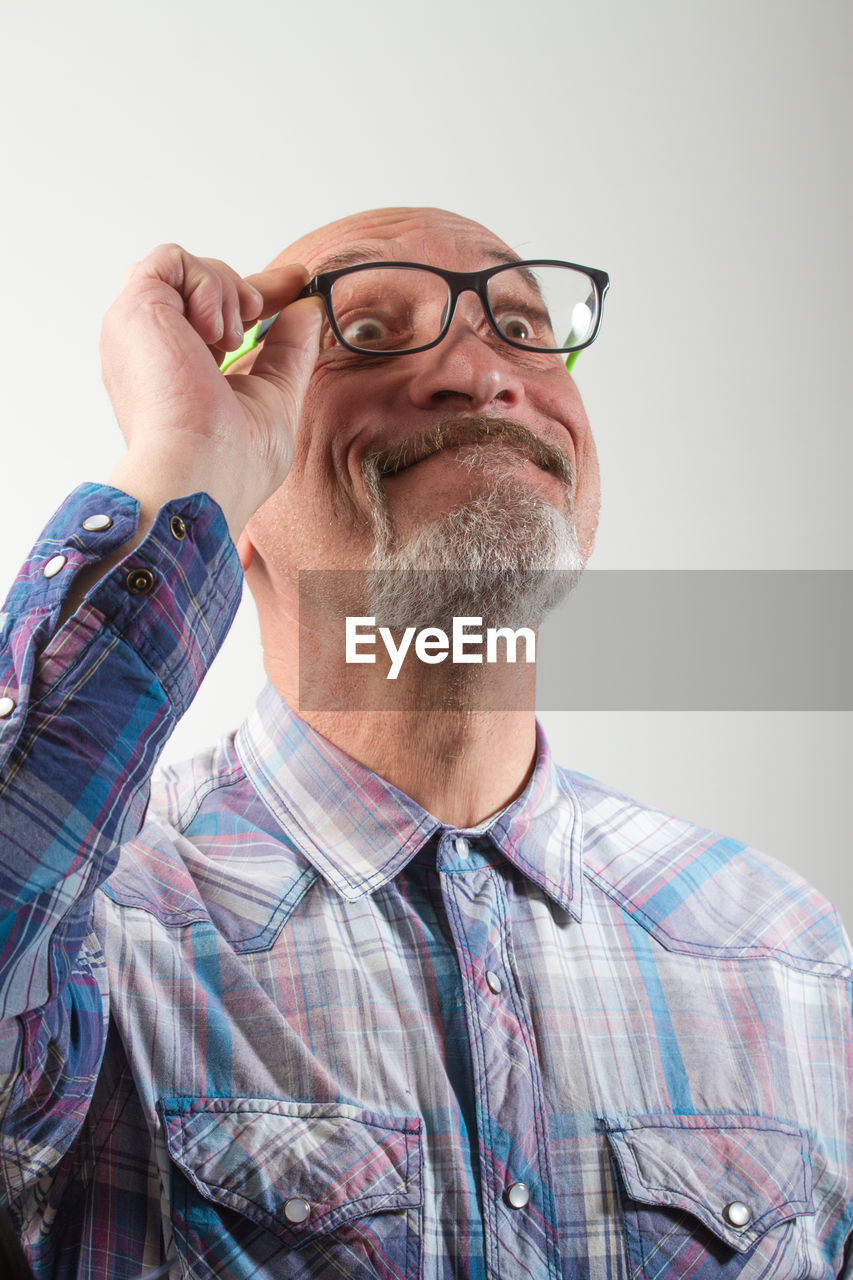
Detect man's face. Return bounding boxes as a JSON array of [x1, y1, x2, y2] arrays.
[[246, 207, 600, 587]]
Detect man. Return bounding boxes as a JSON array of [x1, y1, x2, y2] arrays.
[[0, 207, 850, 1279]]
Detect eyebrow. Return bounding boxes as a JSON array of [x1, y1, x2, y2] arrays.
[[479, 246, 524, 267], [311, 245, 388, 275], [311, 243, 527, 277], [479, 248, 541, 294]]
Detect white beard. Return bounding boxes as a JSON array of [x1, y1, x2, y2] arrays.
[[363, 452, 583, 632]]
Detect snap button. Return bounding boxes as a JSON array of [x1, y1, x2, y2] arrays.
[[126, 568, 155, 595], [169, 515, 187, 540], [505, 1182, 530, 1210], [485, 969, 503, 994], [0, 696, 15, 719], [283, 1197, 311, 1225], [43, 554, 67, 579], [82, 514, 113, 532], [454, 836, 469, 858], [722, 1201, 752, 1229]]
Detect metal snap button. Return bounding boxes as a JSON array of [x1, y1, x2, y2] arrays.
[[0, 696, 15, 719], [505, 1182, 530, 1210], [126, 568, 155, 595], [43, 554, 67, 579], [454, 836, 469, 858], [485, 969, 503, 994], [169, 515, 187, 540], [283, 1197, 311, 1225], [82, 514, 113, 532], [722, 1201, 752, 1229]]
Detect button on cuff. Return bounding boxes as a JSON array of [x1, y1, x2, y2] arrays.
[[82, 513, 114, 532], [0, 695, 16, 719], [43, 554, 67, 579], [125, 568, 156, 595]]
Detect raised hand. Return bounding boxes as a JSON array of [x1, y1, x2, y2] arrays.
[[101, 244, 323, 540]]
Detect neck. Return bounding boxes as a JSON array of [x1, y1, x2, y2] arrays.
[[283, 693, 538, 828], [255, 575, 540, 826]]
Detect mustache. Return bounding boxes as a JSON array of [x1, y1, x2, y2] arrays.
[[363, 416, 574, 487]]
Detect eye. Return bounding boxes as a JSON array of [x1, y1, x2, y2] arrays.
[[340, 316, 392, 348], [497, 314, 533, 342]]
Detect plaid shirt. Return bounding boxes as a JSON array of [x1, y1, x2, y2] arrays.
[[0, 485, 851, 1280]]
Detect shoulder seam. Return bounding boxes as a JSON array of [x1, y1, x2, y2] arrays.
[[585, 867, 853, 981], [161, 756, 247, 833]]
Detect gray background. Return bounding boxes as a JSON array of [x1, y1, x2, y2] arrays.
[[2, 1, 850, 923]]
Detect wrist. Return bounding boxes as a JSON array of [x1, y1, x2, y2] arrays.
[[108, 448, 253, 543]]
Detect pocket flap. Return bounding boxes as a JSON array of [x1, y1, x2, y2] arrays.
[[160, 1096, 422, 1242], [602, 1113, 812, 1254]]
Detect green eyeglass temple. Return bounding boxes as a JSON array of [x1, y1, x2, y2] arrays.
[[219, 321, 266, 373], [218, 320, 582, 375]]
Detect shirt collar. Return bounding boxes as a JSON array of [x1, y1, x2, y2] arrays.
[[236, 683, 582, 918]]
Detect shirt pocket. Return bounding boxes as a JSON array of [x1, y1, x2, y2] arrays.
[[159, 1096, 423, 1280], [602, 1112, 813, 1279]]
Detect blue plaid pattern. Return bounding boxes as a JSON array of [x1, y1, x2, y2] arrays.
[[0, 486, 851, 1278]]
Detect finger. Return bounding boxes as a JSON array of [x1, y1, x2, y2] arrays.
[[243, 264, 311, 318], [197, 258, 265, 347], [239, 294, 324, 419], [213, 264, 313, 364], [105, 247, 219, 374], [184, 261, 225, 345], [210, 265, 311, 361], [122, 246, 258, 349]]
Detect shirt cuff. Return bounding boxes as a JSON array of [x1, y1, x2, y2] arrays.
[[0, 482, 243, 721]]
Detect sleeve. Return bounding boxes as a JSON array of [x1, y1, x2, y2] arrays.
[[0, 482, 242, 1196]]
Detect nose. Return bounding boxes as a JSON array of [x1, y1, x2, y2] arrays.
[[405, 294, 526, 413]]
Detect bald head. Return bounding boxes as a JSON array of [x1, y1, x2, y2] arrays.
[[267, 206, 516, 276]]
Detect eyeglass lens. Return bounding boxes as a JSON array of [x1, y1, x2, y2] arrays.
[[328, 264, 599, 354]]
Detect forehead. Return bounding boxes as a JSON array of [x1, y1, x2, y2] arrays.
[[268, 207, 520, 275]]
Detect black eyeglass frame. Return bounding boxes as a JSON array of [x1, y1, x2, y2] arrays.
[[294, 259, 611, 357]]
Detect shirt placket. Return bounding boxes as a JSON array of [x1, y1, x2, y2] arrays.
[[438, 831, 561, 1280]]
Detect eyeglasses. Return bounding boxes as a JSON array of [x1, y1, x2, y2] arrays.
[[220, 259, 609, 372]]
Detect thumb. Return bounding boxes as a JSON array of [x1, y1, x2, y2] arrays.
[[247, 294, 325, 415]]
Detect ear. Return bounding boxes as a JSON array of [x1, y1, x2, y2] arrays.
[[236, 529, 254, 572]]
